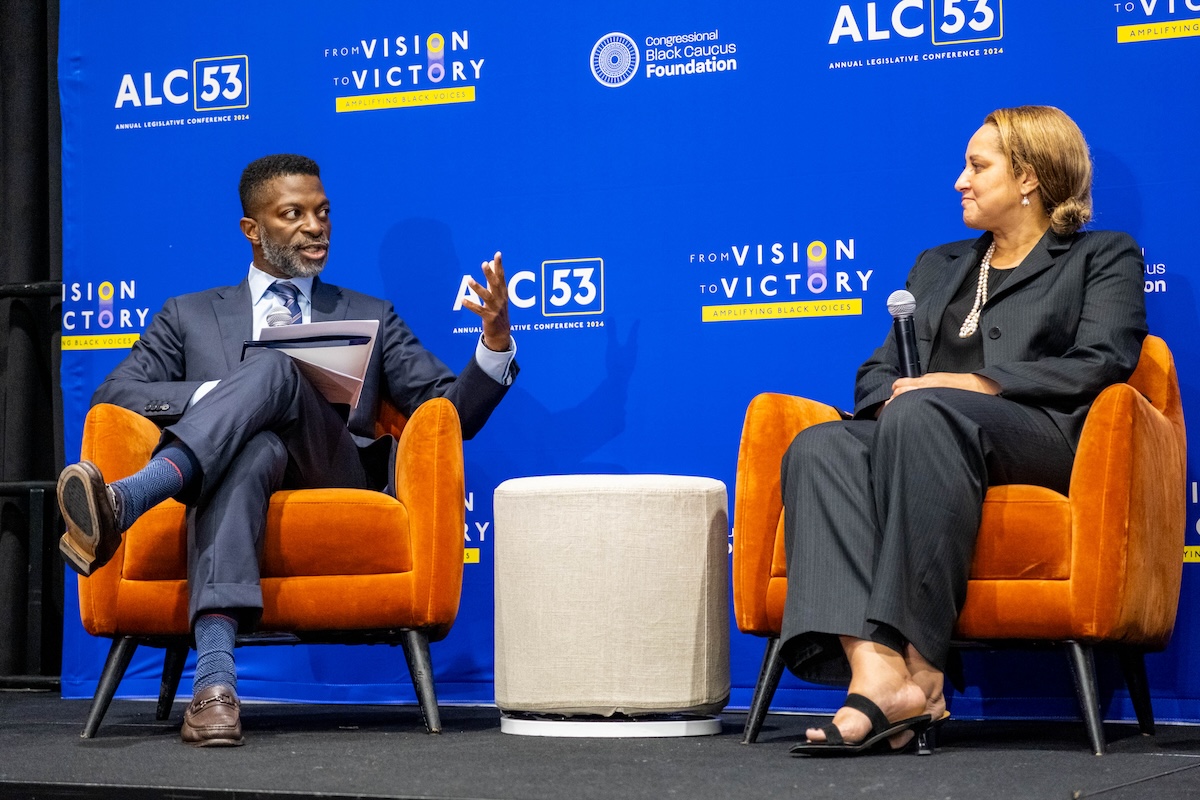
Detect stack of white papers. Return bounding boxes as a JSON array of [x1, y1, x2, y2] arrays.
[[243, 319, 379, 408]]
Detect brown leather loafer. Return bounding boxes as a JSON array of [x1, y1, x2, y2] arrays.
[[181, 684, 244, 747], [57, 461, 122, 577]]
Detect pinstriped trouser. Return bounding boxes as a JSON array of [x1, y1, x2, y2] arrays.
[[778, 387, 1076, 685]]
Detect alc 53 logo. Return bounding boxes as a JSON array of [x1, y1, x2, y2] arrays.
[[829, 0, 1002, 45], [453, 258, 604, 318], [115, 55, 250, 112]]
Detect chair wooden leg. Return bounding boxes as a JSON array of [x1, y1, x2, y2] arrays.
[[1118, 648, 1155, 736], [81, 636, 139, 739], [157, 642, 189, 721], [742, 636, 785, 744], [1065, 641, 1106, 755], [401, 629, 441, 734]]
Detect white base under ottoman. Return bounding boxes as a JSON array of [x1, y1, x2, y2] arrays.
[[499, 713, 723, 738]]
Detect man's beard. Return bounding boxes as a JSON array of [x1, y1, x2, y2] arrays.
[[260, 229, 329, 278]]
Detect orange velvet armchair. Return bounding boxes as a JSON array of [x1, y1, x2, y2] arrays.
[[733, 335, 1186, 754], [75, 397, 465, 738]]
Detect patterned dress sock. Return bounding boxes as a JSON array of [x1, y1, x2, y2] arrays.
[[193, 613, 238, 693], [108, 443, 198, 531], [156, 442, 199, 486]]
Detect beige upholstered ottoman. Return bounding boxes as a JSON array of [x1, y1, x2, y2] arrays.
[[493, 474, 730, 737]]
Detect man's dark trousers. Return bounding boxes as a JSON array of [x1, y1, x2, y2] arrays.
[[163, 347, 373, 625]]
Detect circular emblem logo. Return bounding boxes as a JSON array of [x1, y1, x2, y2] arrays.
[[591, 33, 639, 87]]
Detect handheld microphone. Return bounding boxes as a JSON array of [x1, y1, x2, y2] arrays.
[[266, 305, 294, 327], [886, 290, 921, 378]]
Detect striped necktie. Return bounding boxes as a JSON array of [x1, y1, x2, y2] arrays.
[[268, 281, 302, 325]]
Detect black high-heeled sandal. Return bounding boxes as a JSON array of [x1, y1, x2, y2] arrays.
[[789, 694, 932, 757], [916, 710, 950, 756]]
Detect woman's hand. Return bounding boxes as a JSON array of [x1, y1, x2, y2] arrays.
[[883, 372, 1001, 409]]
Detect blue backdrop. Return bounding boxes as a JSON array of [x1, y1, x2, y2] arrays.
[[58, 1, 1200, 721]]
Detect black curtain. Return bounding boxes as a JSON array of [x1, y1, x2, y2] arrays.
[[0, 0, 63, 677]]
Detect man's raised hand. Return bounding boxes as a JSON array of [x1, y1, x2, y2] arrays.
[[463, 251, 511, 352]]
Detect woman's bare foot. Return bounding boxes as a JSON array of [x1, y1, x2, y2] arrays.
[[904, 643, 947, 723], [804, 638, 929, 749]]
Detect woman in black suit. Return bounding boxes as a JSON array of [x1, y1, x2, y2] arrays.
[[780, 106, 1147, 755]]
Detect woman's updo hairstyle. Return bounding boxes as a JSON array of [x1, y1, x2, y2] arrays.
[[984, 106, 1093, 235]]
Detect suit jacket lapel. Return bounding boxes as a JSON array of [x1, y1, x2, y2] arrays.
[[310, 277, 348, 321], [211, 277, 350, 372], [986, 229, 1074, 304], [214, 281, 254, 372], [918, 234, 990, 367]]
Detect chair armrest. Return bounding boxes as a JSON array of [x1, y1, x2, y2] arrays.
[[77, 403, 164, 635], [733, 393, 843, 635], [1067, 382, 1186, 645], [393, 397, 465, 635], [82, 403, 163, 478]]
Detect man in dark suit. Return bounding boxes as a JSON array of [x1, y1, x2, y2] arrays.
[[56, 153, 516, 746]]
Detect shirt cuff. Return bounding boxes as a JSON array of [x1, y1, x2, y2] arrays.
[[475, 335, 517, 386]]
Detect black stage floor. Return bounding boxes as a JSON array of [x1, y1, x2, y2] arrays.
[[3, 689, 1200, 800]]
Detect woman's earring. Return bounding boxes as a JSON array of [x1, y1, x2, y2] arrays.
[[1021, 194, 1030, 207]]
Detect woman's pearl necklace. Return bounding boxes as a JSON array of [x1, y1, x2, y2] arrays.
[[958, 242, 995, 338]]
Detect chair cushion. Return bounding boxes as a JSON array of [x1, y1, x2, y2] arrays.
[[971, 485, 1071, 580], [263, 490, 412, 577], [122, 489, 411, 581]]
